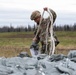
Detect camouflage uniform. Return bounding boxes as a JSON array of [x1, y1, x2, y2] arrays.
[[30, 9, 59, 54]]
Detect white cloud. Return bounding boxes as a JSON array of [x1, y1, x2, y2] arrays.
[[0, 0, 76, 12], [0, 0, 76, 27]]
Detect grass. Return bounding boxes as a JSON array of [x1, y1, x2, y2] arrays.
[[0, 31, 76, 57], [55, 31, 76, 55], [0, 38, 32, 47], [0, 32, 33, 57], [56, 31, 76, 46]]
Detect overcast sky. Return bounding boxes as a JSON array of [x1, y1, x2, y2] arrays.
[[0, 0, 76, 27]]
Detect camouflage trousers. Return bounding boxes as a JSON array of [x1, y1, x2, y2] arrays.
[[40, 41, 51, 54], [40, 35, 59, 54], [32, 34, 59, 54]]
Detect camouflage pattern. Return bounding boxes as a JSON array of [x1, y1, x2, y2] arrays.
[[39, 18, 50, 43], [32, 9, 59, 54], [37, 9, 57, 43], [34, 9, 57, 54]]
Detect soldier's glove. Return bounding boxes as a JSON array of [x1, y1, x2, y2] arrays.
[[30, 41, 39, 50], [54, 36, 60, 47], [55, 40, 60, 47]]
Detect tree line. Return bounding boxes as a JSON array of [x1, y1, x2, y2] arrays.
[[54, 23, 76, 31], [0, 23, 76, 32]]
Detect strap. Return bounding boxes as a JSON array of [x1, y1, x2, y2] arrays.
[[47, 9, 55, 55], [34, 11, 45, 39]]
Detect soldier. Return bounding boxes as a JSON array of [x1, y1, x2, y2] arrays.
[[30, 7, 59, 54]]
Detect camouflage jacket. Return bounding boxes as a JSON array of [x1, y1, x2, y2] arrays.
[[35, 9, 57, 42]]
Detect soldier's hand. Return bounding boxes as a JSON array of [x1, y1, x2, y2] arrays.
[[43, 7, 48, 11], [33, 37, 37, 41]]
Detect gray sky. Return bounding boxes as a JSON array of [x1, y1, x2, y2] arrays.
[[0, 0, 76, 27]]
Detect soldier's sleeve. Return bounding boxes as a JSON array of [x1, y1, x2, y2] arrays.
[[34, 28, 37, 35], [34, 26, 41, 43], [49, 9, 57, 23], [36, 26, 41, 38], [34, 31, 40, 44]]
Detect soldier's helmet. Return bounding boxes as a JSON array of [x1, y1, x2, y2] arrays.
[[30, 11, 41, 20]]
